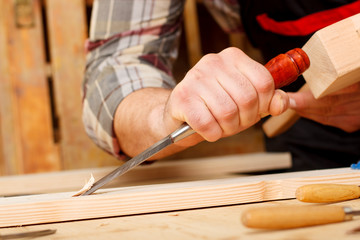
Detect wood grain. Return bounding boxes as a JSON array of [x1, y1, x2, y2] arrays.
[[0, 152, 291, 196], [0, 168, 359, 227], [303, 13, 360, 98], [0, 0, 60, 174], [1, 199, 360, 239]]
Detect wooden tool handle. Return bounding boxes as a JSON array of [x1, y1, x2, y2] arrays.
[[260, 48, 309, 137], [241, 205, 348, 229], [265, 48, 310, 89], [296, 184, 360, 203]]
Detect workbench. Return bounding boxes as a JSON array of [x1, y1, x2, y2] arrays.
[[1, 199, 359, 239], [1, 153, 360, 239]]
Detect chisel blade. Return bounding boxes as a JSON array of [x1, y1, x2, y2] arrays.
[[80, 136, 173, 196]]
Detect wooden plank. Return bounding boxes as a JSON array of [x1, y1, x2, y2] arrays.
[[45, 0, 116, 169], [303, 13, 360, 98], [1, 199, 360, 240], [0, 1, 26, 174], [0, 0, 60, 174], [0, 153, 291, 196], [0, 168, 359, 227]]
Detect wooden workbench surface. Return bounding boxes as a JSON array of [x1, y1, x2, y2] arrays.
[[1, 154, 359, 239], [1, 198, 359, 239]]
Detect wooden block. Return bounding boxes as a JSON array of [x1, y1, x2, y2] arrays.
[[0, 153, 291, 196], [0, 167, 359, 227], [45, 0, 116, 169], [263, 13, 360, 137], [0, 0, 60, 174], [303, 13, 360, 98]]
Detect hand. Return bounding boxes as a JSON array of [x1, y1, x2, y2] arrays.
[[288, 82, 360, 132], [164, 47, 289, 145]]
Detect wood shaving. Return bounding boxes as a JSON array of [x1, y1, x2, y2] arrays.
[[72, 174, 95, 197]]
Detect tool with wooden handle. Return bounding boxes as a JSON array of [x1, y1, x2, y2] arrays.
[[0, 229, 56, 239], [296, 184, 360, 203], [263, 13, 360, 137], [80, 48, 310, 196], [242, 205, 360, 229]]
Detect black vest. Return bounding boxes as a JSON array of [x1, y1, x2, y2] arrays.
[[238, 0, 360, 171]]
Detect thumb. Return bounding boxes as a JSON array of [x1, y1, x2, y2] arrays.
[[268, 89, 289, 116]]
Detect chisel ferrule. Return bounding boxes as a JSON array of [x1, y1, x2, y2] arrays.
[[344, 206, 355, 220]]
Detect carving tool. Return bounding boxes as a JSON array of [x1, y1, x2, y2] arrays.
[[0, 229, 56, 239], [242, 205, 360, 229], [80, 48, 310, 196], [296, 183, 360, 203]]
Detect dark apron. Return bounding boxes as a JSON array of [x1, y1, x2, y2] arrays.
[[238, 0, 360, 171]]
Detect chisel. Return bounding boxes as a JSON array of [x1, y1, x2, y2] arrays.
[[296, 184, 360, 203], [80, 48, 310, 196], [241, 205, 360, 229]]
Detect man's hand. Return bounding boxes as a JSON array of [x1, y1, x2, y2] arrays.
[[164, 47, 289, 145], [288, 81, 360, 132]]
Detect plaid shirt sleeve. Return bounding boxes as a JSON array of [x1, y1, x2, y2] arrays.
[[82, 0, 242, 159]]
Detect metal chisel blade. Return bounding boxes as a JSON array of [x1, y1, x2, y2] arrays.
[[0, 229, 56, 239], [80, 136, 173, 196]]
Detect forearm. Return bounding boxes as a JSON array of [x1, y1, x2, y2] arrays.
[[82, 0, 185, 158], [114, 88, 203, 158]]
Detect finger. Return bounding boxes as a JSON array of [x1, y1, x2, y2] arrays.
[[290, 90, 360, 113], [288, 90, 317, 110], [168, 67, 225, 142], [268, 89, 289, 116], [296, 100, 360, 117], [219, 48, 275, 114], [212, 67, 259, 131], [188, 53, 241, 136], [296, 112, 360, 133], [327, 81, 360, 95], [198, 79, 240, 137]]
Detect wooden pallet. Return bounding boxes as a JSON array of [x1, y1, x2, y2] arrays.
[[0, 0, 119, 175]]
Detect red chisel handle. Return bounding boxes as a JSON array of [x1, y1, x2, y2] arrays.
[[265, 48, 310, 89]]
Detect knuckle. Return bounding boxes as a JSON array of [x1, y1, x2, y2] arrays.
[[187, 112, 222, 142], [199, 53, 222, 67], [237, 88, 258, 109], [254, 68, 273, 93], [186, 67, 205, 82], [220, 47, 245, 57], [219, 105, 238, 123]]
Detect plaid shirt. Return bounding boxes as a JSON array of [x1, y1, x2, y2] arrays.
[[82, 0, 242, 159]]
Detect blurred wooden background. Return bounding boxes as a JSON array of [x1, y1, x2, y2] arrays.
[[0, 0, 264, 176]]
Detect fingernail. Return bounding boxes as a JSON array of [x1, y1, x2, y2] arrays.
[[289, 98, 296, 108]]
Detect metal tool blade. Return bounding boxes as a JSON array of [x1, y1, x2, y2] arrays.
[[0, 229, 56, 239], [80, 123, 194, 196], [80, 137, 173, 196]]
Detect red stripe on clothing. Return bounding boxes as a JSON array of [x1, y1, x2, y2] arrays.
[[256, 0, 360, 36]]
